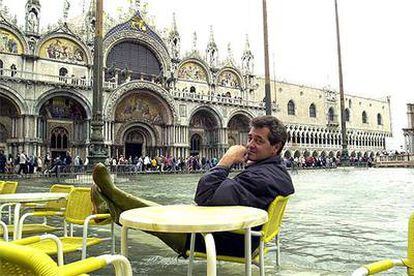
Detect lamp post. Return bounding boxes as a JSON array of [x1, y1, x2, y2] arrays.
[[334, 0, 349, 165], [262, 0, 272, 115], [88, 0, 108, 166]]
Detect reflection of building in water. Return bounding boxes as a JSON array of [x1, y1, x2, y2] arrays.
[[0, 1, 392, 160], [403, 104, 414, 153]]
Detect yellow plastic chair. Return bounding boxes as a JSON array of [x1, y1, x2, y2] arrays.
[[352, 213, 414, 276], [0, 220, 8, 241], [1, 234, 132, 275], [22, 187, 114, 260], [0, 184, 74, 239], [24, 184, 74, 211], [1, 181, 18, 194], [0, 181, 18, 224], [187, 196, 290, 276]]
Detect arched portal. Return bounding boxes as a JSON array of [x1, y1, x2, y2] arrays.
[[189, 109, 220, 158], [227, 113, 250, 146], [39, 96, 88, 158], [122, 125, 156, 158], [190, 134, 202, 155], [114, 90, 173, 157], [0, 95, 20, 152]]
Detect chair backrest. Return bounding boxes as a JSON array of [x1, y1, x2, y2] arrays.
[[64, 187, 94, 225], [261, 196, 289, 243], [1, 181, 18, 194], [407, 213, 414, 274], [46, 184, 74, 210], [0, 241, 58, 275]]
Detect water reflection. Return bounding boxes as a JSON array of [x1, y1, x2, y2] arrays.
[[15, 168, 414, 275]]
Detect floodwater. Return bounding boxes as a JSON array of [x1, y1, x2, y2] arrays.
[[13, 168, 414, 275]]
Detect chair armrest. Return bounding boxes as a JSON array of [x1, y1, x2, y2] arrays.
[[59, 254, 132, 276], [18, 211, 64, 238], [96, 255, 133, 276], [81, 213, 113, 259], [352, 259, 405, 276], [12, 234, 64, 266], [27, 211, 64, 217], [0, 203, 15, 220], [0, 220, 8, 241]]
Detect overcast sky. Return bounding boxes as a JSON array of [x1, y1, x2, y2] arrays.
[[3, 0, 414, 150]]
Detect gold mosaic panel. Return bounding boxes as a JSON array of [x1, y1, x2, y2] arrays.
[[178, 62, 207, 82], [39, 38, 86, 63], [0, 28, 23, 54], [115, 93, 166, 125], [218, 70, 240, 88]]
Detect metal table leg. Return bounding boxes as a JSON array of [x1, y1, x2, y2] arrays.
[[202, 233, 216, 276], [245, 228, 252, 276], [121, 226, 129, 257], [14, 203, 21, 240]]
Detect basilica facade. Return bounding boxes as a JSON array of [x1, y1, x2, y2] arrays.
[[0, 1, 392, 160]]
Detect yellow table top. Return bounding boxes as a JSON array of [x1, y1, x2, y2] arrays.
[[120, 205, 268, 233], [0, 192, 68, 203]]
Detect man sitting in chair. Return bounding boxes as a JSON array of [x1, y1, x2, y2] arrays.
[[91, 115, 295, 257]]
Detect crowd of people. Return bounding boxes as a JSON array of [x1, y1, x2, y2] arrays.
[[104, 155, 222, 173], [1, 149, 400, 177], [0, 150, 87, 176], [283, 155, 375, 168]]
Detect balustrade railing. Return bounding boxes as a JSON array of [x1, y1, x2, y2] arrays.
[[171, 91, 264, 108], [0, 68, 265, 107], [0, 68, 92, 87]]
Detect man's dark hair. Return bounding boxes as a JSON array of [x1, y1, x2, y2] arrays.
[[250, 115, 287, 154]]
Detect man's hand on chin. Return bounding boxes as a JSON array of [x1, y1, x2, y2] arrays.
[[218, 145, 247, 168]]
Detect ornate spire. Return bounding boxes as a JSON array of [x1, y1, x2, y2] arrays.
[[63, 0, 70, 23], [135, 0, 141, 11], [242, 34, 255, 75], [206, 25, 218, 68], [172, 12, 177, 34], [244, 34, 251, 53], [25, 0, 41, 35], [209, 25, 215, 44], [128, 0, 140, 13], [168, 12, 180, 60], [225, 42, 235, 65], [85, 0, 96, 45], [192, 31, 197, 52]]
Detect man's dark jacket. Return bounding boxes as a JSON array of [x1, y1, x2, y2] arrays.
[[185, 155, 294, 257]]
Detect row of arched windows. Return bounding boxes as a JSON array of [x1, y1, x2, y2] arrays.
[[286, 131, 385, 148], [287, 100, 383, 125]]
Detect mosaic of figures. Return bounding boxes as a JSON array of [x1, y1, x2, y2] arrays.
[[228, 115, 250, 130], [40, 97, 86, 121], [178, 62, 207, 82], [218, 70, 240, 88], [190, 111, 217, 130], [115, 93, 166, 125], [40, 38, 86, 63], [0, 29, 22, 54]]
